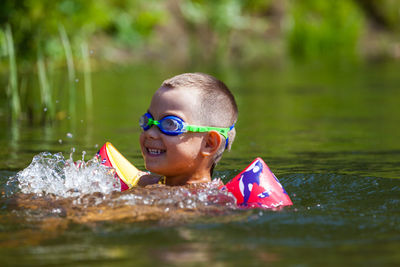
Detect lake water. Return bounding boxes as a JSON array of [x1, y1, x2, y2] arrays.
[[1, 62, 399, 266]]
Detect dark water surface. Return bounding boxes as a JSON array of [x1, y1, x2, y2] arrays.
[[1, 62, 400, 266]]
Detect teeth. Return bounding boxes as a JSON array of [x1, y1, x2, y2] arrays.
[[148, 148, 165, 155]]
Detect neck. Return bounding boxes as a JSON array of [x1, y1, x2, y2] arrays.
[[165, 172, 211, 186]]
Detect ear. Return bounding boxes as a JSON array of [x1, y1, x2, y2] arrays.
[[201, 131, 223, 157]]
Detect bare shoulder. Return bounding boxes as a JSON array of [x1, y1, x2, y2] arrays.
[[137, 174, 163, 187]]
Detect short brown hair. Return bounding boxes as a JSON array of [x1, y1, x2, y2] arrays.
[[161, 73, 238, 174]]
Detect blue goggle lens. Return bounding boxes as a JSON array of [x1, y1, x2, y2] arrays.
[[139, 113, 151, 131], [160, 117, 184, 133], [139, 113, 185, 136]]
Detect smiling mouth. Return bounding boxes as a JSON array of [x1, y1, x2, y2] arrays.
[[146, 148, 166, 155]]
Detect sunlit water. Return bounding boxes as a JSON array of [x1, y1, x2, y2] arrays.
[[1, 62, 400, 265]]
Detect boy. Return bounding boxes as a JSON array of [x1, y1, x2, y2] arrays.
[[138, 73, 238, 186]]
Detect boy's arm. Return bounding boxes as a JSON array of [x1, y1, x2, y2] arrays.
[[137, 174, 164, 187]]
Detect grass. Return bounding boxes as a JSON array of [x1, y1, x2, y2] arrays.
[[81, 41, 93, 119], [1, 24, 95, 125], [4, 25, 21, 121], [37, 49, 55, 122], [59, 24, 76, 120]]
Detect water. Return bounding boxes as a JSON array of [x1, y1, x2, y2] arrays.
[[1, 62, 400, 266]]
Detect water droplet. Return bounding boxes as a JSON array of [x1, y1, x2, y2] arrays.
[[90, 49, 94, 54], [52, 208, 62, 214], [94, 144, 99, 148], [43, 107, 47, 112], [58, 139, 63, 144], [56, 100, 59, 104], [75, 79, 79, 83], [80, 120, 84, 123], [66, 133, 73, 138]]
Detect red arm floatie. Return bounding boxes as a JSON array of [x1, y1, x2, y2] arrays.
[[221, 158, 293, 209]]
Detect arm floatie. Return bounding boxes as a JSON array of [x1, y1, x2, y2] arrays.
[[97, 142, 146, 191], [220, 158, 293, 209]]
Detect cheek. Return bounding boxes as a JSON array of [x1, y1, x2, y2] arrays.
[[170, 135, 203, 155]]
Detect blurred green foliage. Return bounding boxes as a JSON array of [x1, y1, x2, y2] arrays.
[[354, 0, 400, 31], [0, 0, 165, 64], [179, 0, 271, 63], [286, 0, 365, 61]]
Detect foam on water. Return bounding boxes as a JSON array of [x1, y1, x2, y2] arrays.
[[6, 151, 121, 198]]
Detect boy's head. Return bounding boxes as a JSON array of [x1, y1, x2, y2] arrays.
[[139, 73, 238, 185]]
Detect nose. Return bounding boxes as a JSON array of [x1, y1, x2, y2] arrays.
[[144, 125, 161, 139]]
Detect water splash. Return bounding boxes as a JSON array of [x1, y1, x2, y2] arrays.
[[6, 151, 120, 198]]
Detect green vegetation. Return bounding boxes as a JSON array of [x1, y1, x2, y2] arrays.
[[3, 25, 21, 121], [81, 42, 93, 119], [59, 24, 77, 120], [37, 48, 55, 121], [286, 0, 365, 61], [1, 0, 399, 123]]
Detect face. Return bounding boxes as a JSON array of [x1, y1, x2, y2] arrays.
[[139, 86, 209, 183]]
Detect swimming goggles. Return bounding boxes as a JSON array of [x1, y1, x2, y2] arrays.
[[139, 112, 234, 148]]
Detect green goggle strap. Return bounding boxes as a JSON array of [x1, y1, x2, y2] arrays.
[[185, 125, 230, 139]]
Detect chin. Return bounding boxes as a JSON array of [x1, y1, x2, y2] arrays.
[[144, 161, 165, 175]]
